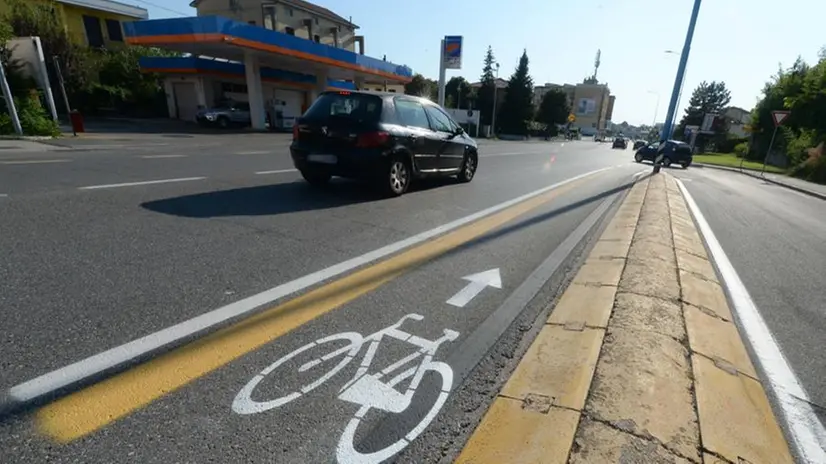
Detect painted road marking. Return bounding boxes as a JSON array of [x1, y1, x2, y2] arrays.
[[0, 159, 71, 165], [78, 177, 207, 190], [233, 313, 457, 463], [677, 179, 826, 463], [255, 169, 298, 175], [27, 167, 610, 442], [141, 154, 187, 159], [446, 269, 502, 308], [236, 150, 271, 155]]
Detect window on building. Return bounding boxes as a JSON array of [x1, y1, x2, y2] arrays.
[[314, 18, 319, 25], [285, 27, 295, 36], [262, 5, 276, 30], [394, 98, 430, 130], [288, 8, 293, 16], [313, 34, 320, 43], [389, 89, 397, 93], [105, 19, 123, 42], [82, 15, 104, 47]]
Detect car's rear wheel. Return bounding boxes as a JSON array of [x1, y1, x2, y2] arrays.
[[662, 157, 672, 168], [634, 153, 643, 163], [681, 161, 691, 169], [383, 156, 410, 197], [457, 151, 477, 183], [301, 168, 331, 186]]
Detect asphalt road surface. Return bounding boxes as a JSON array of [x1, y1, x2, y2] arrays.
[[1, 136, 648, 463], [672, 166, 826, 434]]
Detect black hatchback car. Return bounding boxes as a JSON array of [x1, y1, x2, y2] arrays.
[[290, 90, 478, 196], [612, 137, 627, 149], [634, 140, 693, 168]]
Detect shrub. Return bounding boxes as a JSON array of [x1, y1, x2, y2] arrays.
[[0, 95, 60, 136], [715, 136, 749, 153], [784, 128, 818, 167], [733, 142, 749, 158]]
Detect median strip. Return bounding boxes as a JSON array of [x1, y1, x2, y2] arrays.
[[457, 173, 793, 464]]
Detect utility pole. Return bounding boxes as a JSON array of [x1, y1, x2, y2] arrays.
[[0, 56, 23, 136], [655, 0, 703, 173], [490, 62, 500, 138]]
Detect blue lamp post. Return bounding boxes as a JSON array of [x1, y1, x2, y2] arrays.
[[660, 0, 703, 143], [655, 0, 703, 172]]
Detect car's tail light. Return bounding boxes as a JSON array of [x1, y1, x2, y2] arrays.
[[292, 124, 300, 141], [356, 131, 390, 148]]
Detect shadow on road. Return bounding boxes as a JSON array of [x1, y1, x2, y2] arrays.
[[0, 174, 644, 422], [141, 177, 457, 217]]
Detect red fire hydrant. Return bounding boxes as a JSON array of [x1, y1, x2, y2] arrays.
[[69, 110, 85, 134]]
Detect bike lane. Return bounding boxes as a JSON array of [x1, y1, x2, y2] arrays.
[[1, 165, 643, 464]]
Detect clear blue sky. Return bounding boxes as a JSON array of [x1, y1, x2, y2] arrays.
[[132, 0, 824, 126]]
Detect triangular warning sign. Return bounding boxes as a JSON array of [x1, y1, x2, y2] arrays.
[[772, 111, 790, 126]]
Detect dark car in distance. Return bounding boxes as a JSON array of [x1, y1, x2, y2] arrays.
[[290, 91, 478, 196], [634, 140, 693, 168], [612, 137, 627, 149]]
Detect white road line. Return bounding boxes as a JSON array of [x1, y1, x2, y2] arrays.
[[235, 150, 270, 155], [6, 166, 612, 405], [0, 159, 71, 165], [482, 151, 549, 157], [78, 177, 206, 190], [255, 169, 298, 175], [0, 194, 8, 197], [141, 154, 187, 159], [677, 179, 826, 463]]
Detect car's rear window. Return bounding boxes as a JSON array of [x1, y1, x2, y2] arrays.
[[303, 92, 382, 123], [674, 144, 692, 154]]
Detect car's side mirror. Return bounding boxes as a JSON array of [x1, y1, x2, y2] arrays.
[[454, 126, 464, 135]]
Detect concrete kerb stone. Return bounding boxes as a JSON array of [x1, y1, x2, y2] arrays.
[[569, 417, 695, 464], [460, 171, 791, 463]]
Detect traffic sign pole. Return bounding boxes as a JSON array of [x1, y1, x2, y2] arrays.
[[762, 110, 791, 176]]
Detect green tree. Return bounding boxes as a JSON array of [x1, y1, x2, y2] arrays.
[[2, 0, 99, 108], [749, 59, 809, 160], [476, 46, 496, 126], [445, 76, 473, 109], [497, 50, 534, 136], [674, 81, 731, 147], [536, 88, 570, 127], [404, 73, 436, 99]]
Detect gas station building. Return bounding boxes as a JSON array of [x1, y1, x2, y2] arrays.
[[123, 3, 412, 130]]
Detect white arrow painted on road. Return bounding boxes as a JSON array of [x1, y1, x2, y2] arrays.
[[446, 268, 502, 308]]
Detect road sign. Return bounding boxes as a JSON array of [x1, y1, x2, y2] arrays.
[[446, 268, 502, 308], [700, 113, 717, 132], [443, 36, 463, 69], [772, 110, 791, 127]]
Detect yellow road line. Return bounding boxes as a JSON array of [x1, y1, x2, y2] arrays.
[[37, 171, 601, 443]]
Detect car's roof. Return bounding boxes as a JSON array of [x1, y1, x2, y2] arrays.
[[323, 89, 426, 100]]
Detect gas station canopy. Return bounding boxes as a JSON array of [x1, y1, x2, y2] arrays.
[[123, 16, 413, 85]]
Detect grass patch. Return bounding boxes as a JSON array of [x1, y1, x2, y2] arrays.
[[694, 152, 787, 174]]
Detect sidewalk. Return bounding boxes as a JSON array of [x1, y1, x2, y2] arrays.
[[695, 162, 826, 201], [457, 173, 793, 463]]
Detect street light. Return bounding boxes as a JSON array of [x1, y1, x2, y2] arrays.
[[660, 0, 702, 143], [490, 62, 500, 138]]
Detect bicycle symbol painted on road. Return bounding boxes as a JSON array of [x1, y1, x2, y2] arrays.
[[232, 313, 459, 464]]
